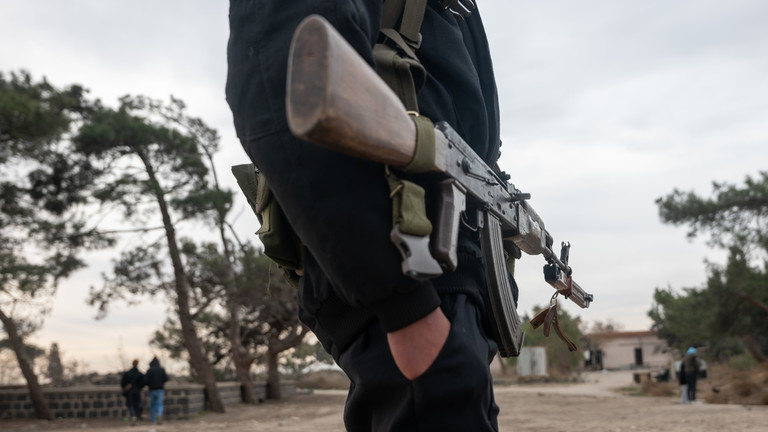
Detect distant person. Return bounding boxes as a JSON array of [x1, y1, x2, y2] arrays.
[[683, 347, 700, 402], [677, 355, 688, 404], [145, 356, 169, 425], [120, 359, 145, 425]]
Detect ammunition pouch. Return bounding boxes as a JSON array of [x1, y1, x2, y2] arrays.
[[386, 169, 433, 237], [231, 164, 304, 287]]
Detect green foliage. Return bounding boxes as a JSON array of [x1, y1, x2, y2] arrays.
[[149, 245, 307, 377], [281, 341, 335, 375], [232, 246, 303, 351], [151, 318, 186, 360], [728, 352, 758, 371], [656, 171, 768, 254], [654, 172, 768, 361], [1, 69, 111, 332], [138, 241, 236, 363], [151, 315, 231, 380], [0, 71, 90, 162], [79, 95, 225, 315], [648, 287, 712, 352], [88, 244, 169, 319], [74, 95, 209, 223]]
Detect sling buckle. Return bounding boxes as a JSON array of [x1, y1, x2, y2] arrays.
[[438, 0, 475, 19]]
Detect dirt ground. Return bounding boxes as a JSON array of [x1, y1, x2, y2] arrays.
[[4, 370, 768, 432]]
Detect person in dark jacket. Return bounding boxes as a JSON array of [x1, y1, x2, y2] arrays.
[[684, 347, 700, 402], [145, 356, 169, 425], [120, 359, 144, 425], [227, 1, 507, 430]]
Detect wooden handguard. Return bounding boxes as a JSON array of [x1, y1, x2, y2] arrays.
[[287, 15, 417, 167]]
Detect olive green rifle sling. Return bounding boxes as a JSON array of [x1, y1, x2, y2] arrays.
[[376, 0, 440, 278]]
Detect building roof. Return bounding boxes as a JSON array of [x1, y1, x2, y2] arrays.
[[587, 330, 658, 339]]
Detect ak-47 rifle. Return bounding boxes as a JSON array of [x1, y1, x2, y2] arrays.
[[285, 15, 593, 357]]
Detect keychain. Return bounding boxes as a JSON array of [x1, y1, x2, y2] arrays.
[[530, 292, 578, 352]]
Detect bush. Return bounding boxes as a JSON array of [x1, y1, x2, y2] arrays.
[[728, 352, 757, 371]]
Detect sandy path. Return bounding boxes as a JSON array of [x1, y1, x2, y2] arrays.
[[4, 371, 767, 431]]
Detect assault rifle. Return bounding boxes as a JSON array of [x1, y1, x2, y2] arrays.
[[285, 15, 593, 357]]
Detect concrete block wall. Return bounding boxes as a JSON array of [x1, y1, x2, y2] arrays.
[[163, 384, 206, 420], [0, 381, 295, 420], [213, 382, 242, 409], [0, 386, 128, 420]]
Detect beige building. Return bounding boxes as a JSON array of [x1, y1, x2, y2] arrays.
[[585, 331, 674, 370]]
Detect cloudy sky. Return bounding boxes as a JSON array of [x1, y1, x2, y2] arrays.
[[1, 0, 766, 374]]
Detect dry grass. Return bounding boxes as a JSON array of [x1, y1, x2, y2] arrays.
[[701, 362, 768, 405], [294, 370, 350, 390], [641, 379, 677, 397]]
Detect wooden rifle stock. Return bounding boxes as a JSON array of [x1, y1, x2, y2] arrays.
[[288, 15, 423, 167]]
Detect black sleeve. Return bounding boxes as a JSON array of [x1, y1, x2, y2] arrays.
[[227, 0, 441, 332]]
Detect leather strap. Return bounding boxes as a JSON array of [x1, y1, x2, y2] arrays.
[[529, 301, 578, 352]]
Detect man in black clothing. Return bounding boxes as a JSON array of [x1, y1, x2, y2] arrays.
[[684, 347, 701, 402], [227, 1, 507, 430], [145, 357, 169, 425], [120, 359, 144, 425]]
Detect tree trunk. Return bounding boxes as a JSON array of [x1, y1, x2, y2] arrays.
[[0, 308, 52, 420], [177, 290, 225, 412], [742, 335, 768, 363], [266, 349, 281, 400], [265, 327, 310, 400], [233, 348, 256, 404], [736, 292, 768, 314], [142, 157, 226, 413], [212, 188, 257, 404]]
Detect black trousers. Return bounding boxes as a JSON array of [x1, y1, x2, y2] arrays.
[[685, 372, 698, 401], [338, 294, 499, 432], [125, 392, 142, 419]]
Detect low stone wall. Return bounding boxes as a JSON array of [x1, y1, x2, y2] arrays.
[[214, 382, 242, 410], [0, 381, 296, 420]]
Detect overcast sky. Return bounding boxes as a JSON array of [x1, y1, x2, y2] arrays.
[[2, 0, 766, 374]]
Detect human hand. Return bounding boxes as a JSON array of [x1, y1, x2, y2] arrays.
[[386, 307, 450, 380]]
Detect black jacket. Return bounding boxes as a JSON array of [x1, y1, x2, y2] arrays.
[[678, 362, 687, 385], [227, 0, 501, 359], [145, 357, 169, 390], [120, 366, 144, 396]]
